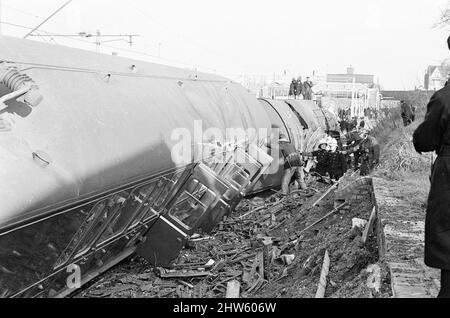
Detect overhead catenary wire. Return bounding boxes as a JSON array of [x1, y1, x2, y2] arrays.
[[1, 21, 99, 49], [1, 22, 234, 83], [0, 4, 297, 83], [0, 3, 266, 80], [0, 2, 252, 80], [23, 0, 73, 39], [1, 20, 242, 79]]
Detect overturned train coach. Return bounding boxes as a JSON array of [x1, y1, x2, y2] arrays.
[[0, 36, 339, 298]]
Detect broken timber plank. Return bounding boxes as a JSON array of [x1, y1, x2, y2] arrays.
[[268, 204, 284, 215], [211, 260, 226, 273], [315, 250, 330, 298], [238, 206, 267, 220], [257, 251, 265, 278], [226, 280, 241, 298], [178, 281, 194, 289], [312, 182, 340, 207], [158, 268, 211, 279], [228, 253, 257, 264], [249, 252, 264, 279], [361, 206, 377, 245], [246, 276, 265, 294], [172, 261, 214, 269], [268, 219, 288, 232]]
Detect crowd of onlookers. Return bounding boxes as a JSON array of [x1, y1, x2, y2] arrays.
[[288, 77, 314, 100]]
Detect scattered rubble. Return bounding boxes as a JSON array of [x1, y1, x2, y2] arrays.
[[76, 173, 392, 298]]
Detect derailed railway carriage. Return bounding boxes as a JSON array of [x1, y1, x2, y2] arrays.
[[0, 36, 339, 298]]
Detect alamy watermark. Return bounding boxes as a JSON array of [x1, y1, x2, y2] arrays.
[[170, 120, 281, 174], [66, 264, 81, 290]]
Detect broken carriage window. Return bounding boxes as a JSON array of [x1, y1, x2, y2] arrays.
[[53, 201, 101, 268], [203, 151, 231, 176], [168, 178, 216, 230], [95, 190, 143, 245], [221, 162, 251, 191], [203, 148, 252, 191], [0, 201, 99, 296], [73, 192, 131, 256], [53, 169, 187, 269], [153, 171, 184, 209], [137, 170, 186, 224], [123, 183, 159, 229], [53, 191, 130, 267]]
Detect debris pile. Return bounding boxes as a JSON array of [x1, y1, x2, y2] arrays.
[[155, 185, 323, 298], [77, 174, 392, 298], [259, 176, 391, 298]]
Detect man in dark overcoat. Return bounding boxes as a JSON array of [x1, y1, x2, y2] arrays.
[[413, 38, 450, 297], [289, 78, 297, 98], [357, 131, 380, 176], [302, 77, 314, 100], [296, 76, 303, 99], [401, 100, 414, 127]]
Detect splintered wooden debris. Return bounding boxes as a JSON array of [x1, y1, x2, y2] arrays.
[[315, 250, 330, 298], [158, 268, 211, 278], [361, 206, 377, 245]]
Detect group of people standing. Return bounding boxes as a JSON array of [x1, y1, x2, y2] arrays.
[[278, 126, 380, 195], [289, 77, 314, 100]]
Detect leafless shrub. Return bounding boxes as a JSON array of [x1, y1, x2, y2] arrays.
[[434, 2, 450, 29]]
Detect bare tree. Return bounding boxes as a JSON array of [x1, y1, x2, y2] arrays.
[[435, 2, 450, 28]]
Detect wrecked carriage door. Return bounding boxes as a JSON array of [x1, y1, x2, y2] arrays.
[[137, 162, 231, 267], [137, 144, 273, 267], [199, 143, 273, 232]]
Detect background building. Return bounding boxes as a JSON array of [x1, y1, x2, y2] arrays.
[[424, 65, 447, 90], [314, 66, 380, 118], [327, 66, 375, 88]]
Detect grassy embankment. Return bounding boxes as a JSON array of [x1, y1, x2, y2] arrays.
[[371, 90, 435, 208]]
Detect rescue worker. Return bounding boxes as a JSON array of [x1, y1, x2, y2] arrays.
[[343, 117, 358, 132], [401, 100, 414, 127], [302, 77, 314, 100], [339, 118, 347, 132], [279, 134, 306, 195], [289, 78, 298, 99], [413, 60, 450, 297], [327, 138, 348, 180], [359, 120, 366, 130], [345, 129, 364, 171], [356, 130, 380, 176], [303, 138, 331, 179]]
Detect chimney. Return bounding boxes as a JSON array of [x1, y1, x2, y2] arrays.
[[347, 66, 354, 75]]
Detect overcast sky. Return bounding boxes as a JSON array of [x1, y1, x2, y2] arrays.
[[1, 0, 450, 89]]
